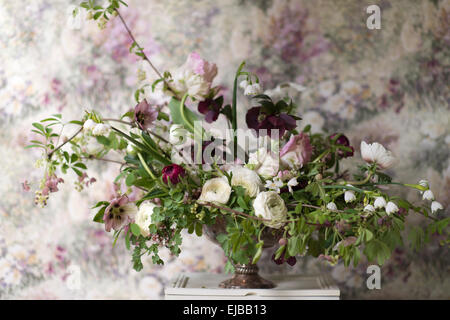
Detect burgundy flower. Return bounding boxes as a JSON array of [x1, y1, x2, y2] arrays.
[[103, 195, 137, 232], [134, 99, 158, 130], [286, 256, 297, 266], [329, 133, 354, 158], [162, 164, 186, 185], [198, 96, 223, 123], [246, 107, 296, 137]]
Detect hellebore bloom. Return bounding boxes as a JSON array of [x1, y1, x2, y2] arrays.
[[364, 204, 376, 212], [162, 164, 186, 185], [246, 107, 296, 137], [360, 141, 396, 170], [134, 99, 158, 130], [329, 133, 354, 158], [198, 96, 223, 123], [280, 133, 313, 169], [103, 196, 137, 232]]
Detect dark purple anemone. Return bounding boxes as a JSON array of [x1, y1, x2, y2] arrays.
[[246, 107, 296, 137]]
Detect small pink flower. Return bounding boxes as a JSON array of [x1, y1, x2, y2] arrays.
[[22, 180, 31, 192]]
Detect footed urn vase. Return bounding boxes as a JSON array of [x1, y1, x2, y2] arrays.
[[203, 217, 282, 289]]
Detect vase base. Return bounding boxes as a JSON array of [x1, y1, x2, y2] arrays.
[[219, 274, 276, 289], [218, 264, 276, 289]]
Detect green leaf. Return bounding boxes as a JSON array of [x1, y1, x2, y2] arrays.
[[32, 122, 45, 133], [288, 236, 300, 256], [195, 223, 203, 237], [168, 98, 199, 133], [130, 223, 141, 237], [93, 206, 106, 223]]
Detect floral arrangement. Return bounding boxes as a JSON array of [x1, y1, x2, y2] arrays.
[[25, 1, 448, 273]]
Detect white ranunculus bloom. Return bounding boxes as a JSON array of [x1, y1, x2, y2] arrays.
[[385, 201, 399, 215], [83, 119, 96, 132], [364, 204, 376, 212], [360, 141, 396, 169], [253, 191, 287, 229], [422, 190, 435, 201], [431, 201, 444, 214], [135, 201, 159, 237], [374, 197, 387, 209], [327, 202, 338, 211], [248, 147, 279, 177], [344, 190, 356, 203], [92, 123, 111, 136], [198, 177, 231, 204], [230, 167, 263, 198]]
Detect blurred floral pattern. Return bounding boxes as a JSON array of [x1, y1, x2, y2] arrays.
[[0, 0, 449, 299]]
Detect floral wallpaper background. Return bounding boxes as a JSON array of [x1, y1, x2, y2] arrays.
[[0, 0, 449, 299]]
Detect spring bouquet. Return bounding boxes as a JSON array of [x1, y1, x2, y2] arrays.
[[25, 1, 448, 288]]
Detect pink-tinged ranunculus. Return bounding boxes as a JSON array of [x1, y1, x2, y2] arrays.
[[134, 99, 158, 130], [170, 52, 218, 101], [280, 133, 313, 169], [162, 164, 186, 185], [103, 195, 137, 232]]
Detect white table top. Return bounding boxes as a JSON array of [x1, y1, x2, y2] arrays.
[[165, 273, 340, 300]]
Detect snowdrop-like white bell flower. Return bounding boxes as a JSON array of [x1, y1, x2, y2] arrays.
[[422, 190, 435, 201], [364, 204, 376, 212], [287, 177, 299, 193], [374, 197, 387, 209], [418, 179, 429, 188], [344, 190, 356, 203], [431, 201, 444, 214], [239, 79, 249, 90], [83, 119, 96, 132], [360, 141, 396, 169], [327, 202, 338, 211], [385, 201, 399, 215], [253, 191, 287, 229], [198, 177, 231, 204], [92, 123, 110, 136], [244, 83, 263, 96]]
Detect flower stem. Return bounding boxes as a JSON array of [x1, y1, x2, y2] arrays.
[[114, 9, 179, 98], [47, 126, 83, 159]]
